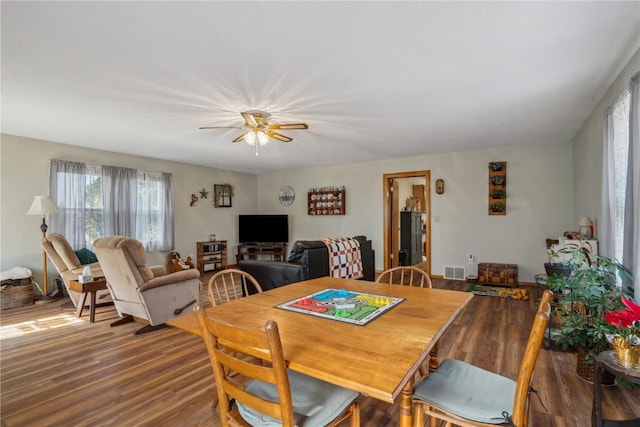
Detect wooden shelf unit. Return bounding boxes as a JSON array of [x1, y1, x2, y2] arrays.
[[236, 243, 288, 263], [488, 161, 507, 215], [196, 240, 227, 274], [308, 188, 345, 215]]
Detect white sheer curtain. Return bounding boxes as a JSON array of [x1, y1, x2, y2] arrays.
[[50, 161, 174, 251], [600, 106, 617, 259], [101, 165, 138, 237], [623, 71, 640, 297], [49, 159, 87, 249], [137, 172, 174, 251]]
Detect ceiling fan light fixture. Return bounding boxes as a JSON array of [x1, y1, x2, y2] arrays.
[[257, 131, 269, 145], [244, 131, 257, 146]]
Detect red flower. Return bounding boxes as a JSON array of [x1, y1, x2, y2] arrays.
[[605, 296, 640, 328]]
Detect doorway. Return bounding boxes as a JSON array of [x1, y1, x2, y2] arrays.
[[382, 171, 431, 275]]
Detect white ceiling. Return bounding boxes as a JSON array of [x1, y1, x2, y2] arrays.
[[2, 1, 639, 174]]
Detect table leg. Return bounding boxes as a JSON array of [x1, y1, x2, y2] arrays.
[[592, 360, 604, 427], [89, 291, 97, 323], [76, 293, 87, 318], [399, 377, 414, 427], [429, 340, 440, 373]]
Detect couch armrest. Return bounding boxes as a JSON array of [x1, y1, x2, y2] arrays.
[[239, 260, 307, 291], [139, 269, 200, 292], [149, 264, 167, 278]]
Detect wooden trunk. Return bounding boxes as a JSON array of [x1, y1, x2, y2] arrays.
[[477, 263, 518, 287], [1, 283, 34, 309]]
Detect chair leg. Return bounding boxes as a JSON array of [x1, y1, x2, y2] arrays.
[[418, 364, 427, 378], [134, 323, 168, 335], [349, 401, 360, 427], [211, 392, 219, 410], [413, 402, 424, 427], [111, 315, 135, 327]]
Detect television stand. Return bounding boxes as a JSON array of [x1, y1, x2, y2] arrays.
[[237, 243, 288, 264]]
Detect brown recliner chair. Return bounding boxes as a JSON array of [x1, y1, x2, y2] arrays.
[[93, 236, 201, 334], [42, 232, 111, 308]]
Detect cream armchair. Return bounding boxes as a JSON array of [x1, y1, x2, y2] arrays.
[[42, 232, 111, 308], [93, 236, 200, 334]]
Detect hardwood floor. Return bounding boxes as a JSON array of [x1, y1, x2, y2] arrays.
[[1, 277, 638, 426]]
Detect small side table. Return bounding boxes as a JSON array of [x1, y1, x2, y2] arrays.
[[592, 350, 640, 427], [68, 277, 108, 323], [533, 274, 548, 302]]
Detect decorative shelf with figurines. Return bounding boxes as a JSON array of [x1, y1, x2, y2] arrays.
[[307, 186, 346, 215]]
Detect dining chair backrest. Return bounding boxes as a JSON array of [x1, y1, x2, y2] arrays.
[[376, 266, 432, 288], [538, 289, 552, 313], [207, 269, 262, 306], [512, 301, 550, 426], [195, 310, 360, 427]]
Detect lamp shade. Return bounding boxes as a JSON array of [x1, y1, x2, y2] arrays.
[[26, 195, 58, 216], [578, 217, 593, 227]]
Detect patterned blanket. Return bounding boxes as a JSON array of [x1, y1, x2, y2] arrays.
[[320, 237, 364, 280]]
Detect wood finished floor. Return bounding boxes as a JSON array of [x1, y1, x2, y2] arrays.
[[1, 276, 639, 427]]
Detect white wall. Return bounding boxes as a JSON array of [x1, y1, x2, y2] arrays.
[[0, 134, 258, 287], [1, 134, 576, 286], [257, 140, 574, 282], [573, 47, 640, 251]]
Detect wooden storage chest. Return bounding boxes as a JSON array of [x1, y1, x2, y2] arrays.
[[1, 278, 34, 309], [478, 263, 518, 287]]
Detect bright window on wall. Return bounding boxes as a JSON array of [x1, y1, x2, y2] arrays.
[[50, 160, 174, 251], [611, 91, 630, 263]]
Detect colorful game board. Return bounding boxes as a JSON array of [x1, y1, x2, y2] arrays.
[[277, 288, 404, 326]]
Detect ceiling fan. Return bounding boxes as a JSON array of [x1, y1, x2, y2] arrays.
[[199, 112, 308, 148]]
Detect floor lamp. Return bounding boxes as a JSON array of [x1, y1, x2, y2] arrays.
[[26, 195, 58, 303]]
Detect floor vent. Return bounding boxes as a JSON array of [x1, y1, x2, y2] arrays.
[[444, 266, 466, 280]]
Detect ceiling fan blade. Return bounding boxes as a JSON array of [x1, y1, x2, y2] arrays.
[[232, 132, 248, 143], [270, 123, 308, 130], [241, 112, 258, 128], [268, 131, 293, 143], [199, 126, 243, 129]]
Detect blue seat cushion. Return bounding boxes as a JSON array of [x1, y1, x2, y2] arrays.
[[237, 369, 358, 427], [412, 358, 516, 424]]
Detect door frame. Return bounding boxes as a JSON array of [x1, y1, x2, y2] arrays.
[[382, 170, 431, 275]]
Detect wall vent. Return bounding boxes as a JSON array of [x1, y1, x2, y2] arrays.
[[444, 266, 466, 280]]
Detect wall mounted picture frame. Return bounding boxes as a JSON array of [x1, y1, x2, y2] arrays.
[[214, 184, 232, 208]]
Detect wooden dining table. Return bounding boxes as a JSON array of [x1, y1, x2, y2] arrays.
[[167, 276, 473, 427]]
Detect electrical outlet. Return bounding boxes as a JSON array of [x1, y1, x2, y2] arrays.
[[468, 254, 474, 264]]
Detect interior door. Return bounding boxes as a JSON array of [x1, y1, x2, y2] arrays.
[[382, 171, 431, 274], [391, 180, 400, 267]]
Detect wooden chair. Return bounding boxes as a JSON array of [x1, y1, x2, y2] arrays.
[[207, 269, 263, 306], [377, 266, 432, 377], [538, 289, 552, 313], [412, 300, 551, 427], [195, 309, 361, 427], [376, 266, 432, 288]]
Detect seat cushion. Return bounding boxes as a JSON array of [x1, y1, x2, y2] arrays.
[[238, 369, 358, 427], [412, 358, 516, 425]]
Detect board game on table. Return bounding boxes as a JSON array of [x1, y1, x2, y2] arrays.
[[276, 288, 404, 326]]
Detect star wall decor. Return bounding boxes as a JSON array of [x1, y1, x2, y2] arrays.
[[199, 188, 209, 199]]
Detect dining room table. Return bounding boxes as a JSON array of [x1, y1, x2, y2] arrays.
[[166, 276, 473, 427]]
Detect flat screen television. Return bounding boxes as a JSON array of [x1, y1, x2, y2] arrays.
[[238, 214, 289, 244]]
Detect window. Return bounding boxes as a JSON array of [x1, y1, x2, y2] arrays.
[[611, 91, 631, 263], [50, 160, 174, 251]]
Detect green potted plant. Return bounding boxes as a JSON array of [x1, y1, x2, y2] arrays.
[[544, 246, 571, 278], [545, 245, 631, 382]]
